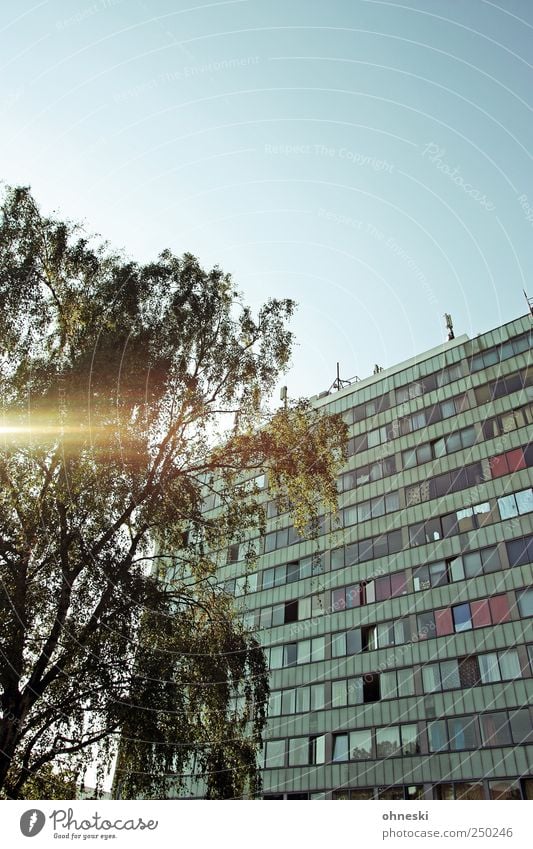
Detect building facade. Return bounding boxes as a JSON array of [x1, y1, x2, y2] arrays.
[[218, 313, 533, 800]]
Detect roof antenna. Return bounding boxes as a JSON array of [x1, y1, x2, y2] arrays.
[[444, 313, 455, 341], [523, 290, 533, 318]]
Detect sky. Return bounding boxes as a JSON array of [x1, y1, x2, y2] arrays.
[[1, 0, 532, 399]]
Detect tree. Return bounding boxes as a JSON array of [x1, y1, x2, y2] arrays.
[[0, 185, 346, 799]]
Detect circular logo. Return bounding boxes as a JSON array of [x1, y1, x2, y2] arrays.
[[20, 810, 46, 837]]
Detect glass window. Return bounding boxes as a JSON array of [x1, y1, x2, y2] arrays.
[[480, 713, 512, 747], [428, 720, 448, 752], [295, 687, 309, 714], [331, 680, 347, 707], [417, 611, 436, 639], [479, 653, 500, 684], [394, 619, 411, 644], [332, 733, 349, 762], [441, 399, 456, 418], [516, 487, 533, 514], [310, 735, 326, 765], [380, 671, 397, 699], [282, 688, 296, 714], [375, 575, 391, 601], [311, 636, 325, 661], [422, 664, 440, 693], [331, 548, 344, 570], [440, 660, 460, 690], [331, 633, 346, 657], [284, 643, 298, 666], [461, 426, 476, 447], [498, 494, 518, 520], [376, 726, 400, 758], [401, 724, 420, 755], [310, 684, 325, 711], [418, 443, 432, 463], [518, 588, 533, 617], [288, 737, 308, 766], [271, 604, 285, 627], [453, 603, 472, 632], [509, 709, 531, 745], [499, 649, 521, 679], [463, 551, 483, 578], [449, 717, 477, 750], [268, 691, 281, 716], [489, 780, 522, 800], [350, 730, 372, 760], [346, 630, 361, 655], [346, 584, 361, 608], [265, 740, 285, 768], [481, 546, 501, 572], [269, 646, 283, 669], [275, 564, 286, 585], [386, 491, 400, 512], [348, 677, 363, 705], [397, 668, 415, 697], [413, 565, 430, 591], [403, 448, 417, 468]]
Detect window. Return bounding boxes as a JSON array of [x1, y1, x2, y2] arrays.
[[379, 668, 415, 700], [448, 717, 477, 750], [498, 488, 533, 520], [428, 720, 448, 752], [480, 713, 512, 747], [437, 363, 462, 386], [264, 740, 285, 768], [435, 783, 484, 801], [509, 709, 532, 745], [506, 535, 533, 567], [413, 560, 449, 591], [283, 643, 297, 667], [452, 603, 472, 632], [417, 611, 436, 640], [309, 735, 326, 765], [227, 543, 240, 564], [517, 588, 533, 617], [422, 660, 460, 693], [350, 730, 372, 760], [332, 733, 349, 762], [288, 737, 309, 766], [376, 726, 400, 758], [488, 781, 522, 800]]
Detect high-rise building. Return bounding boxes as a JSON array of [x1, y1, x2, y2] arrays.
[[219, 312, 532, 801]]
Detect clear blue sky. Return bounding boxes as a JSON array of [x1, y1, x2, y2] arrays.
[[2, 0, 532, 398]]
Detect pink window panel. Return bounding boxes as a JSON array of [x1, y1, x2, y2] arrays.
[[489, 594, 511, 624], [505, 448, 526, 473], [391, 571, 407, 597], [375, 576, 391, 601], [435, 607, 453, 636], [471, 599, 491, 628], [490, 455, 509, 478], [332, 589, 346, 611]]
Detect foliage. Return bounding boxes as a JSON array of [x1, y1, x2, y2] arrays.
[[0, 185, 346, 799]]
